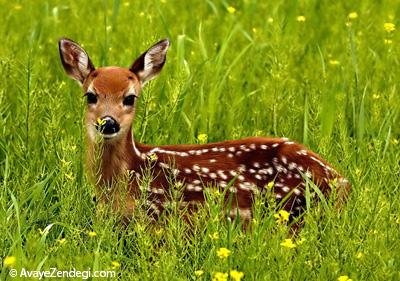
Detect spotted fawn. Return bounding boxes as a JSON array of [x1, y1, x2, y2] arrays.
[[59, 38, 350, 224]]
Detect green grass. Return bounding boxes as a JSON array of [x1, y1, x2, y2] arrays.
[[1, 0, 400, 280]]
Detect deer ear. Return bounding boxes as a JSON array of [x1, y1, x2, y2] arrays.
[[130, 39, 169, 86], [59, 38, 95, 84]]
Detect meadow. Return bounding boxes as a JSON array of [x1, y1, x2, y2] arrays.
[[1, 0, 400, 280]]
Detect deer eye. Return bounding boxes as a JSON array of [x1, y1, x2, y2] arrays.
[[85, 92, 98, 104], [123, 95, 136, 106]]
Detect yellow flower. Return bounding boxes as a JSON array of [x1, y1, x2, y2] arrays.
[[209, 231, 219, 240], [57, 238, 66, 244], [3, 256, 16, 267], [296, 15, 306, 22], [280, 238, 296, 248], [384, 39, 393, 44], [338, 275, 352, 281], [148, 153, 158, 162], [213, 272, 228, 281], [384, 22, 395, 32], [197, 133, 208, 144], [230, 270, 244, 281], [329, 60, 340, 66], [268, 17, 274, 23], [88, 231, 97, 237], [356, 252, 364, 259], [274, 210, 290, 224], [194, 270, 204, 277], [216, 247, 231, 259], [391, 138, 399, 145], [348, 12, 358, 19], [97, 118, 106, 126], [111, 261, 121, 269], [227, 6, 236, 14]]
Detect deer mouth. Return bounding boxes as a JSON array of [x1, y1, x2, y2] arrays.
[[102, 132, 119, 140]]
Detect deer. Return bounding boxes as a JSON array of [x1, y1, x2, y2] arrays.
[[58, 37, 350, 226]]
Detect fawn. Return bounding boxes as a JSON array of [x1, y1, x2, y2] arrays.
[[59, 38, 350, 224]]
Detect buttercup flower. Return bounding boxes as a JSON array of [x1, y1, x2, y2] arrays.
[[209, 231, 219, 240], [213, 272, 228, 281], [88, 231, 97, 237], [3, 256, 16, 267], [338, 275, 353, 281], [280, 238, 296, 248], [230, 270, 244, 281], [348, 12, 358, 19], [111, 261, 121, 269], [227, 6, 236, 14], [197, 133, 208, 144], [296, 15, 306, 22], [194, 270, 204, 277], [216, 247, 231, 259], [384, 23, 395, 32], [274, 210, 290, 224], [329, 60, 340, 65]]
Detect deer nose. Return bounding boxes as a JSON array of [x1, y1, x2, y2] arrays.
[[96, 116, 120, 135]]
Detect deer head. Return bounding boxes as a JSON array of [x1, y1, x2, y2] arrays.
[[58, 38, 170, 142]]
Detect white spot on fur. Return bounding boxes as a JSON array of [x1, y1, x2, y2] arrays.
[[201, 167, 210, 173], [159, 162, 170, 169], [217, 170, 228, 180]]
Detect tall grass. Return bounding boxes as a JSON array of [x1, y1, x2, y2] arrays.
[[1, 0, 399, 280]]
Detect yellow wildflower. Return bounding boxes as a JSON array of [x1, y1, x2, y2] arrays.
[[338, 275, 352, 281], [268, 17, 274, 23], [280, 238, 296, 249], [296, 15, 306, 22], [148, 153, 158, 162], [216, 247, 231, 259], [194, 270, 204, 277], [209, 231, 219, 240], [57, 238, 66, 244], [197, 133, 208, 144], [230, 270, 244, 281], [356, 252, 364, 259], [267, 181, 274, 189], [391, 139, 399, 145], [384, 23, 395, 32], [3, 256, 16, 267], [97, 118, 106, 126], [384, 39, 393, 44], [213, 272, 228, 281], [88, 231, 97, 237], [111, 261, 120, 269], [274, 210, 290, 224], [227, 6, 236, 14], [329, 60, 340, 66], [348, 12, 358, 19]]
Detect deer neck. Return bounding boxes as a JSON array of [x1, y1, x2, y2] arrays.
[[87, 129, 146, 186]]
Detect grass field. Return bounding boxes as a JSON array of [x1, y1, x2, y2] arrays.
[[1, 0, 400, 280]]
